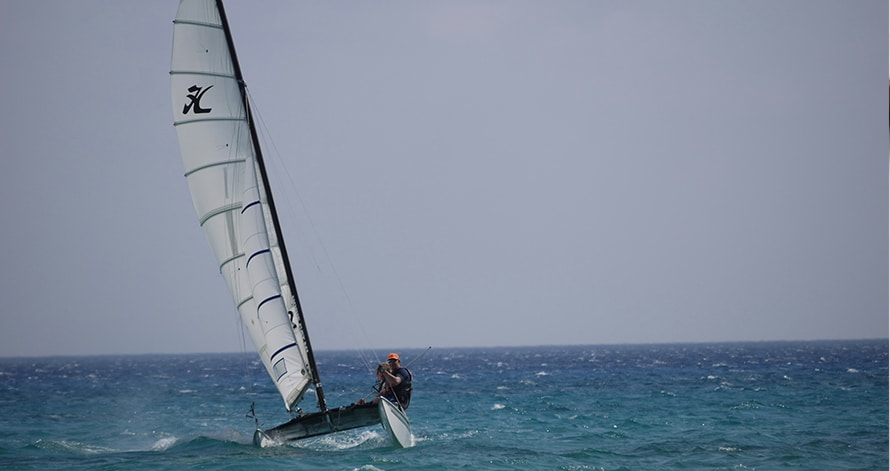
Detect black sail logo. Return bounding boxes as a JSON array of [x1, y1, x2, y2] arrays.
[[182, 85, 213, 114]]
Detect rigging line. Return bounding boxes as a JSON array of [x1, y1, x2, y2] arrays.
[[224, 101, 253, 403], [236, 304, 255, 400], [245, 88, 379, 369], [403, 346, 432, 369]]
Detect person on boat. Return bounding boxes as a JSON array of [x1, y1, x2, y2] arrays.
[[374, 353, 413, 409]]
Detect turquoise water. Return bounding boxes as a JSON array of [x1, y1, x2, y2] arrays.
[[0, 340, 886, 469]]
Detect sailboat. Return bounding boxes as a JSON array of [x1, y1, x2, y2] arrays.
[[169, 0, 413, 447]]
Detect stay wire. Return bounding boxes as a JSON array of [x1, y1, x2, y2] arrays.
[[246, 89, 379, 373]]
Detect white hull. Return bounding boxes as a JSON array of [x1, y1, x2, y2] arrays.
[[378, 399, 414, 448]]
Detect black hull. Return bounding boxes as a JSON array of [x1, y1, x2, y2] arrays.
[[254, 403, 381, 445]]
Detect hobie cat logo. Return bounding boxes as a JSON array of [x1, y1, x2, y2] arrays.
[[182, 85, 213, 114]]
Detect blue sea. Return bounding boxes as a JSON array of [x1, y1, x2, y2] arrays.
[[0, 340, 886, 470]]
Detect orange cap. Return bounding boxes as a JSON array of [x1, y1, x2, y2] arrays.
[[387, 353, 400, 361]]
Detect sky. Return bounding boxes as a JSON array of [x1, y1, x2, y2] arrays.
[[0, 1, 886, 357]]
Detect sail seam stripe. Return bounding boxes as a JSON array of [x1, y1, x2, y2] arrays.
[[199, 202, 242, 227], [246, 248, 271, 267], [184, 158, 245, 178], [270, 342, 297, 361], [172, 19, 223, 30], [174, 117, 244, 127], [257, 294, 282, 312]]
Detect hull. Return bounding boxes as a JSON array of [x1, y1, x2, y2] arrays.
[[255, 403, 381, 445], [378, 399, 414, 448]]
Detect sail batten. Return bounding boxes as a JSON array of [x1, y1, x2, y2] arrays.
[[173, 19, 225, 29], [174, 116, 244, 127], [171, 0, 315, 412], [198, 203, 241, 226], [185, 159, 245, 178], [169, 70, 233, 78]]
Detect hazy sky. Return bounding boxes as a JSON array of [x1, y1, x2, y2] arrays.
[[0, 1, 886, 357]]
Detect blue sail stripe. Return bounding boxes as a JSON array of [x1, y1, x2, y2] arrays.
[[241, 200, 261, 214], [256, 293, 281, 311], [246, 249, 271, 267], [270, 342, 298, 361]]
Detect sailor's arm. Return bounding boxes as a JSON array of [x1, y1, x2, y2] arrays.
[[380, 369, 402, 387]]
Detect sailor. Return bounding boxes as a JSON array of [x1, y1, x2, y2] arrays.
[[375, 353, 413, 409]]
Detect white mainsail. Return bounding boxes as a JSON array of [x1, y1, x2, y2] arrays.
[[170, 0, 312, 411]]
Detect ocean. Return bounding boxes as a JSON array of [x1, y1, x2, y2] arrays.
[[0, 340, 886, 470]]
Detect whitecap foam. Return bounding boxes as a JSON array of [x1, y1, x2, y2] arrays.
[[492, 403, 506, 410], [291, 429, 383, 451], [151, 436, 178, 451], [35, 439, 117, 455]]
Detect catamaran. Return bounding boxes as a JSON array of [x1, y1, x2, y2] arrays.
[[170, 0, 413, 447]]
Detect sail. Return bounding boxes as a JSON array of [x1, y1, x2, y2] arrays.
[[170, 0, 312, 411]]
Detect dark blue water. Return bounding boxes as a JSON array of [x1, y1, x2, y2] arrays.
[[0, 340, 886, 469]]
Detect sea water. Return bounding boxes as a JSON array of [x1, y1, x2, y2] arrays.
[[0, 340, 886, 470]]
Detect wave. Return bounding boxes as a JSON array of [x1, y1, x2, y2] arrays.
[[31, 438, 119, 455], [23, 434, 250, 457]]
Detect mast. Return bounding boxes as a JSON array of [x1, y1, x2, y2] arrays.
[[215, 0, 328, 413]]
